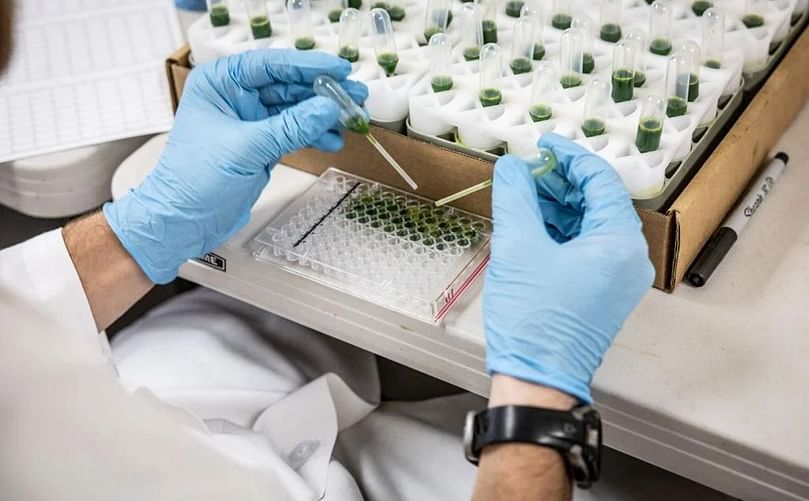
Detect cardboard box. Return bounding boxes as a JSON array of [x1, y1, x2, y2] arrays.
[[166, 29, 809, 291]]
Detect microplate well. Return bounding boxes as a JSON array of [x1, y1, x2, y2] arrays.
[[252, 168, 491, 324]]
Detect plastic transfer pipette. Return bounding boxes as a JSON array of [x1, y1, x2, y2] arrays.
[[434, 149, 556, 206], [313, 75, 418, 190]]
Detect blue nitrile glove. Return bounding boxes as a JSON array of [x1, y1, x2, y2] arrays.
[[175, 0, 207, 11], [104, 50, 368, 284], [483, 133, 655, 403]]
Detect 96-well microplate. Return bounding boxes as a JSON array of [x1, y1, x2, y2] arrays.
[[252, 168, 491, 324]]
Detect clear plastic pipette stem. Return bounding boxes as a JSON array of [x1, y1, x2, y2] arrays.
[[366, 133, 419, 190], [435, 150, 556, 206]]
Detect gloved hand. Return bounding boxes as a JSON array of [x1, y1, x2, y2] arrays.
[[483, 133, 655, 403], [104, 50, 368, 284]]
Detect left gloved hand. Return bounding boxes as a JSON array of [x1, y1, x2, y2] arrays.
[[104, 50, 368, 284]]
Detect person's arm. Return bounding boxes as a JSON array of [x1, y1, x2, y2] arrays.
[[59, 50, 367, 331], [473, 133, 655, 499]]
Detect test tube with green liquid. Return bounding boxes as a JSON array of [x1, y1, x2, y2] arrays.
[[207, 0, 230, 27], [288, 0, 316, 50], [388, 0, 406, 21], [624, 29, 647, 87], [506, 0, 524, 18], [743, 0, 766, 28], [510, 17, 535, 74], [313, 75, 418, 190], [559, 28, 584, 88], [678, 41, 701, 102], [338, 8, 362, 62], [370, 8, 399, 76], [702, 9, 724, 69], [529, 63, 556, 122], [479, 43, 504, 107], [648, 0, 673, 56], [552, 0, 574, 30], [459, 3, 484, 61], [581, 78, 610, 137], [611, 41, 636, 103], [599, 0, 622, 42], [328, 0, 346, 23], [691, 0, 713, 16], [635, 95, 665, 153], [520, 2, 546, 60], [572, 16, 596, 74], [424, 0, 451, 43], [434, 149, 557, 207], [429, 33, 454, 92], [664, 54, 689, 117], [244, 0, 272, 39], [477, 0, 499, 43]]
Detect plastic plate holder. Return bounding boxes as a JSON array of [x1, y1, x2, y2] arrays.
[[252, 168, 491, 324]]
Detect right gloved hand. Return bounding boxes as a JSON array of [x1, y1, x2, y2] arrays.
[[482, 133, 655, 403]]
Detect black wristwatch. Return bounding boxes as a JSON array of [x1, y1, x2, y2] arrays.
[[463, 405, 602, 488]]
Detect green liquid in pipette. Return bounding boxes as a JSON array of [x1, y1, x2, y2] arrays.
[[346, 116, 370, 135]]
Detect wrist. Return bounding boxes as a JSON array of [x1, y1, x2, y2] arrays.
[[488, 374, 577, 410]]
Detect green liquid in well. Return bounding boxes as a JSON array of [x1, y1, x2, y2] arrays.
[[479, 88, 502, 107], [482, 20, 498, 44], [377, 52, 399, 76], [423, 27, 443, 43], [250, 16, 272, 39], [666, 96, 687, 117], [506, 0, 524, 17], [295, 37, 316, 50], [388, 5, 406, 21], [532, 43, 545, 61], [611, 68, 634, 103], [649, 38, 672, 56], [705, 59, 721, 69], [209, 5, 230, 27], [635, 117, 662, 153], [691, 0, 713, 16], [348, 0, 361, 8], [338, 46, 359, 63], [582, 52, 595, 74], [688, 73, 699, 102], [552, 13, 572, 30], [463, 46, 480, 61], [634, 71, 646, 87], [600, 23, 622, 42], [582, 118, 606, 137], [529, 104, 552, 122], [743, 14, 765, 28], [328, 9, 342, 22], [560, 73, 582, 88], [510, 57, 532, 75], [346, 116, 370, 135], [431, 75, 454, 92]]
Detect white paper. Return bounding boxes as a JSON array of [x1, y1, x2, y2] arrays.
[[0, 0, 184, 163]]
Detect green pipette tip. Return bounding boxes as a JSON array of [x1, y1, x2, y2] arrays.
[[434, 149, 556, 207]]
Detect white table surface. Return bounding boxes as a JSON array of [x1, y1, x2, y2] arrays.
[[112, 71, 809, 501]]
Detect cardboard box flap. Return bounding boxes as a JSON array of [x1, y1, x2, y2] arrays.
[[165, 45, 192, 113]]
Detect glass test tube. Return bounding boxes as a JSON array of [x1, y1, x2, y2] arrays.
[[552, 0, 574, 29], [635, 94, 665, 153], [288, 0, 316, 50], [477, 0, 499, 43], [424, 0, 451, 43], [648, 1, 673, 56], [678, 41, 701, 102], [529, 63, 556, 121], [338, 8, 362, 62], [429, 33, 454, 92], [624, 29, 647, 87], [582, 78, 610, 137], [691, 0, 713, 16], [510, 17, 535, 74], [370, 8, 399, 76], [743, 0, 766, 28], [506, 0, 525, 18], [460, 3, 484, 61], [559, 28, 584, 88], [664, 54, 689, 117], [702, 8, 724, 69], [245, 0, 272, 39], [520, 2, 545, 60], [600, 0, 622, 42], [328, 0, 346, 23], [611, 41, 636, 103], [572, 16, 595, 73], [479, 43, 504, 107], [388, 0, 406, 21], [207, 0, 230, 27]]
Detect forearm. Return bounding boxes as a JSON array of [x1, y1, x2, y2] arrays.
[[63, 212, 153, 331], [472, 375, 577, 501]]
